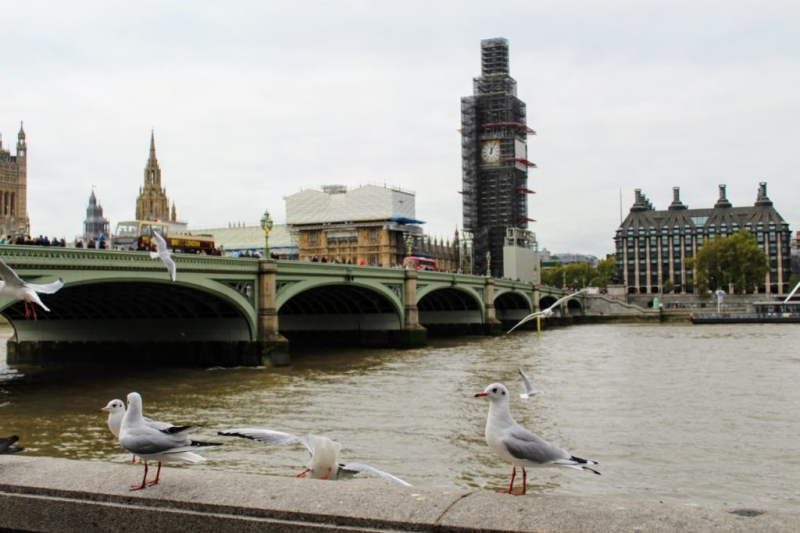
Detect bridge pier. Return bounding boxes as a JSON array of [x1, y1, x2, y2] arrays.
[[483, 277, 504, 335], [258, 260, 290, 366], [398, 269, 427, 348]]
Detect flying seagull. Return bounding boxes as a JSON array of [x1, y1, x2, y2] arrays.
[[150, 232, 176, 282], [507, 289, 588, 334], [218, 428, 412, 486], [119, 392, 220, 490], [518, 369, 542, 399], [475, 382, 599, 495], [0, 257, 64, 320], [0, 435, 24, 455]]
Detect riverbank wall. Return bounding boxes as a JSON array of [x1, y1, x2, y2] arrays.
[[0, 456, 795, 532]]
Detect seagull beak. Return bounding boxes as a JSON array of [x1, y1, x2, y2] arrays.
[[99, 407, 109, 412], [474, 392, 487, 397]]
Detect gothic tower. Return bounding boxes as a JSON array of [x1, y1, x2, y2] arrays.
[[83, 189, 110, 240], [135, 130, 174, 221], [461, 38, 536, 276], [0, 123, 30, 236]]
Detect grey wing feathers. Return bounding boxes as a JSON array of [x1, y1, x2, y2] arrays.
[[339, 462, 412, 486], [504, 427, 571, 464], [218, 428, 312, 454]]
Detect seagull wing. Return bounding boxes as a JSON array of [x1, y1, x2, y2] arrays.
[[218, 428, 313, 455], [518, 368, 541, 399], [152, 231, 169, 255], [545, 289, 589, 312], [338, 462, 413, 486], [508, 289, 588, 334], [26, 278, 65, 294], [0, 257, 26, 287], [152, 232, 177, 282], [506, 311, 546, 334]]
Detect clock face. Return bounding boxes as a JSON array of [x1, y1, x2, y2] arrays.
[[481, 140, 501, 163]]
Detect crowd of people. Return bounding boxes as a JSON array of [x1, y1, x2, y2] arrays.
[[0, 235, 68, 247]]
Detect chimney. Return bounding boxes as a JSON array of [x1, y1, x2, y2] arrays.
[[755, 182, 773, 207], [668, 186, 687, 210], [714, 184, 732, 208]]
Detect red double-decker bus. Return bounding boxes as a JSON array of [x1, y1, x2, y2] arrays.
[[402, 255, 438, 271]]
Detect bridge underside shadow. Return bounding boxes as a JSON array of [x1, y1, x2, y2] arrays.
[[3, 282, 258, 367], [277, 285, 406, 347], [494, 292, 532, 327], [417, 288, 485, 335]]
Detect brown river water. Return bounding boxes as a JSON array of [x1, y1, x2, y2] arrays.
[[1, 323, 798, 509]]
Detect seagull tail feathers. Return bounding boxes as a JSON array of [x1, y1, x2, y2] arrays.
[[568, 455, 601, 475]]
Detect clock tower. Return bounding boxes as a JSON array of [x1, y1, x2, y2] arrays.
[[461, 38, 536, 277]]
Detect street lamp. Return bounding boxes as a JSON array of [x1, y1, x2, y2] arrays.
[[405, 233, 414, 257], [486, 251, 491, 277], [260, 209, 274, 259]]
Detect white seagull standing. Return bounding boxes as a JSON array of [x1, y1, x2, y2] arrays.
[[119, 392, 220, 490], [475, 383, 599, 495], [150, 232, 176, 282], [218, 428, 412, 486], [0, 435, 24, 455], [518, 368, 542, 399], [0, 257, 64, 320], [100, 398, 171, 464], [507, 289, 588, 334]]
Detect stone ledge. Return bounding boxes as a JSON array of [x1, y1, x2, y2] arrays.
[[0, 456, 796, 532]]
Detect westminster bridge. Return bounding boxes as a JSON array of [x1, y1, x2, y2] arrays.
[[0, 246, 582, 366]]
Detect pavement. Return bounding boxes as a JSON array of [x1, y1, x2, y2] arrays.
[[0, 456, 797, 532]]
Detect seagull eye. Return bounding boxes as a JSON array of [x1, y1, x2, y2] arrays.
[[501, 390, 506, 395], [491, 387, 497, 393]]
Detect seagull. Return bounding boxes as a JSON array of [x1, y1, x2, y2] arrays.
[[119, 392, 220, 490], [0, 435, 24, 455], [475, 382, 599, 496], [507, 289, 588, 334], [150, 231, 176, 282], [100, 398, 171, 464], [0, 257, 64, 320], [218, 428, 412, 486], [518, 368, 542, 399]]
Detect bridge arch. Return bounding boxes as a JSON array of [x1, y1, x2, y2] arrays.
[[1, 274, 257, 343], [494, 290, 533, 323], [276, 281, 402, 332], [415, 285, 484, 329]]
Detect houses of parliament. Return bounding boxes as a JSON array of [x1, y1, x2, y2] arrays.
[[0, 123, 30, 237]]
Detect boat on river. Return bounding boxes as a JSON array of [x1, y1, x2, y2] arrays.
[[691, 301, 800, 324]]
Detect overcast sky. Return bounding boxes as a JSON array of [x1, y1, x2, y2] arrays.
[[2, 0, 798, 257]]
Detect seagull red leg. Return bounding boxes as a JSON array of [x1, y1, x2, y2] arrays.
[[520, 467, 527, 496], [320, 466, 332, 480], [130, 461, 149, 491], [146, 462, 163, 486], [296, 468, 310, 478], [499, 466, 517, 494]]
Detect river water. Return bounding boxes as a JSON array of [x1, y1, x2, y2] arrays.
[[1, 323, 798, 510]]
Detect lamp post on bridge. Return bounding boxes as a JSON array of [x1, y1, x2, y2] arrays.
[[405, 233, 414, 269], [260, 209, 274, 259], [486, 251, 491, 277]]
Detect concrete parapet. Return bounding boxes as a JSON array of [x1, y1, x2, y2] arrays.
[[0, 456, 796, 532]]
